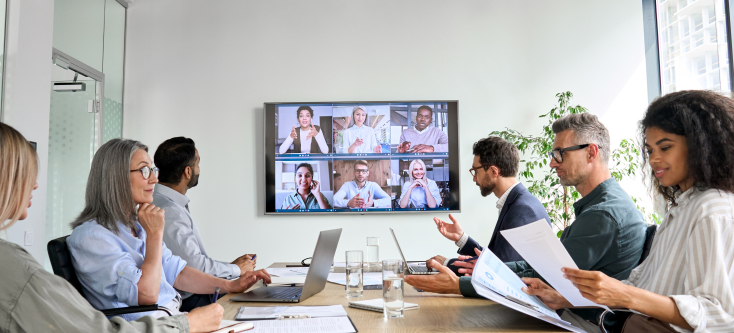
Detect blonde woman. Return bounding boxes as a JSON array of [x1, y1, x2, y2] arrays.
[[342, 106, 381, 154], [399, 159, 441, 208], [0, 122, 223, 332]]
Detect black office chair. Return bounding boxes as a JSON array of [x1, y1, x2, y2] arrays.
[[597, 224, 658, 333], [47, 236, 173, 317]]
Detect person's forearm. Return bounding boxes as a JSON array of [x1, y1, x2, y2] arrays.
[[279, 136, 295, 154], [315, 193, 328, 209], [174, 266, 232, 294], [399, 189, 412, 208], [315, 131, 329, 154], [138, 232, 164, 305], [424, 186, 437, 208], [348, 144, 356, 153], [626, 287, 693, 330]]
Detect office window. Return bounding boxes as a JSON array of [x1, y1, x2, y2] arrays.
[[649, 0, 732, 96]]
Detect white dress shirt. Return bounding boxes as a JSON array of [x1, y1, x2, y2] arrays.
[[623, 188, 734, 332], [454, 182, 520, 250], [342, 125, 378, 153], [278, 127, 329, 154], [152, 184, 241, 299]]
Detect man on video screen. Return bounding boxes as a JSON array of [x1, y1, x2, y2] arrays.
[[333, 160, 391, 208], [397, 105, 449, 153]]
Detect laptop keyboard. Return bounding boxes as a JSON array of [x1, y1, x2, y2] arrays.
[[410, 265, 430, 272], [266, 288, 302, 299]]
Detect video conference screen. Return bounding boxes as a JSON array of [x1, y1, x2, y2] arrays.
[[264, 101, 460, 214]]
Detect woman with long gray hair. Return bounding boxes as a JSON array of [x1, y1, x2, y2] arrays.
[[0, 122, 224, 332], [67, 138, 270, 322]]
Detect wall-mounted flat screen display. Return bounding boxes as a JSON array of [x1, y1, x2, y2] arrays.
[[264, 101, 460, 214]]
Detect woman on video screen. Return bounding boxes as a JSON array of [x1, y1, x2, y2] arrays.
[[342, 106, 381, 154], [280, 163, 332, 210], [399, 159, 441, 208], [279, 106, 329, 154]]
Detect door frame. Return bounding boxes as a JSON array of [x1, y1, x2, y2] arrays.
[[51, 47, 105, 147]]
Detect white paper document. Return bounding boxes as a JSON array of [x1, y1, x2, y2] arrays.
[[267, 276, 307, 286], [327, 272, 382, 286], [500, 219, 611, 310], [471, 248, 587, 333], [265, 267, 309, 277], [236, 305, 347, 320], [244, 317, 356, 333], [212, 320, 253, 333]]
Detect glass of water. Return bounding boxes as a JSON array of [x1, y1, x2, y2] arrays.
[[345, 250, 363, 298], [366, 237, 379, 267], [382, 259, 404, 318]]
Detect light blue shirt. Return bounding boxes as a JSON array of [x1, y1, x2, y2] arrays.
[[333, 181, 391, 208], [153, 184, 240, 299], [342, 125, 378, 153], [401, 178, 442, 208], [280, 191, 332, 209], [67, 220, 187, 321]]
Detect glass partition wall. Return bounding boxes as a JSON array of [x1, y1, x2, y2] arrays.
[[45, 0, 126, 246]]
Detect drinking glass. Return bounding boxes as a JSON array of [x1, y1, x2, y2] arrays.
[[382, 259, 404, 318], [346, 250, 363, 298], [366, 237, 379, 267]]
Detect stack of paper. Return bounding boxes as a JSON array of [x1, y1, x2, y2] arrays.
[[266, 276, 306, 286], [265, 267, 309, 277], [348, 298, 419, 313]]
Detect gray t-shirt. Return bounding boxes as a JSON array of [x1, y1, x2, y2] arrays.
[[0, 239, 189, 333]]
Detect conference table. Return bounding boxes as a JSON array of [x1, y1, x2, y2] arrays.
[[218, 262, 567, 333]]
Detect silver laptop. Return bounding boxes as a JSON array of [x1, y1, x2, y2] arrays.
[[230, 228, 342, 302], [390, 228, 438, 275]]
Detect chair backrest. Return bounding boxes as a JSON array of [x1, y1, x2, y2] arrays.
[[47, 236, 85, 296], [638, 224, 658, 266]]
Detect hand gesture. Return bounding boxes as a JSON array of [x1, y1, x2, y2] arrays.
[[453, 247, 481, 276], [284, 204, 301, 210], [289, 125, 298, 139], [229, 269, 271, 293], [426, 255, 447, 269], [137, 203, 165, 237], [397, 141, 411, 153], [305, 125, 318, 140], [521, 277, 572, 310], [412, 144, 434, 153], [310, 180, 321, 194], [347, 192, 364, 208], [434, 214, 464, 242], [185, 303, 223, 333], [562, 268, 634, 308], [364, 191, 373, 208], [404, 260, 460, 294], [352, 138, 364, 147], [372, 145, 382, 153], [416, 178, 427, 188], [232, 254, 256, 274]]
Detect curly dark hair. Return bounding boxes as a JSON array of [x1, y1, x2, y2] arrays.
[[640, 90, 734, 206], [472, 136, 519, 177]]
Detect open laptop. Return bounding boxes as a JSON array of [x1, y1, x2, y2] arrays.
[[390, 228, 438, 275], [230, 228, 342, 302]]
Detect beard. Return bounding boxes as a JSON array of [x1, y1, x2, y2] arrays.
[[478, 179, 496, 197], [557, 170, 585, 187], [187, 173, 199, 189]]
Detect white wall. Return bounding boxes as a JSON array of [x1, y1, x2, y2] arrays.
[[1, 0, 55, 264], [123, 0, 650, 269]]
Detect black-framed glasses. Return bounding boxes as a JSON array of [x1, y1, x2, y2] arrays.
[[469, 164, 490, 177], [354, 169, 369, 174], [130, 166, 159, 180], [547, 144, 599, 163]]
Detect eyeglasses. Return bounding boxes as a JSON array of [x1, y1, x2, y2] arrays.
[[469, 164, 490, 177], [547, 144, 599, 163], [130, 166, 159, 180], [354, 169, 369, 174]]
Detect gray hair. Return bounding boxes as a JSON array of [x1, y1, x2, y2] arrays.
[[70, 138, 148, 234], [551, 113, 610, 165]]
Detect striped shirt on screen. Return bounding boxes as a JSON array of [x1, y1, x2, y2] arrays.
[[623, 188, 734, 332]]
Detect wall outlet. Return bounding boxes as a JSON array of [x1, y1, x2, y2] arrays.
[[24, 231, 33, 246]]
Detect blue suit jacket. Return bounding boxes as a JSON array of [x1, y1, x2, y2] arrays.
[[450, 183, 550, 270]]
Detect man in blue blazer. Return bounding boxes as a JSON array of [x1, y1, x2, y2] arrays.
[[425, 136, 551, 275]]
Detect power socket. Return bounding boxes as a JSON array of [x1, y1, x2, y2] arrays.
[[24, 231, 33, 246]]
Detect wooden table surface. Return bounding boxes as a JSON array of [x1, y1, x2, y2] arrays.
[[218, 263, 567, 333]]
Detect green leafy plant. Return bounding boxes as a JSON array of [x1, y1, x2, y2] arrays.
[[490, 92, 660, 236]]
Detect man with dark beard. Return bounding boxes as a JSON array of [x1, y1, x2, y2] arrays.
[[152, 137, 256, 311], [425, 136, 550, 271]]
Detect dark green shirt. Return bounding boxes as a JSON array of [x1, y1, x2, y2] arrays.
[[461, 178, 647, 323]]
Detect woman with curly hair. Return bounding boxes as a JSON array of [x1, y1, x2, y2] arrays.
[[523, 90, 734, 332]]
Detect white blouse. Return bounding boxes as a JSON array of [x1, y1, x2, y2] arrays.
[[623, 188, 734, 332]]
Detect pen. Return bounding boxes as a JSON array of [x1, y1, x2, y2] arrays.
[[212, 287, 220, 303], [251, 254, 256, 260], [452, 256, 478, 264]]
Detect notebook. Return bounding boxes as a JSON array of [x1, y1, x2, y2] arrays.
[[348, 298, 419, 312]]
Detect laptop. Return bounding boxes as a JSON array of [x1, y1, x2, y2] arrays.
[[230, 228, 342, 302], [389, 228, 438, 275]]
